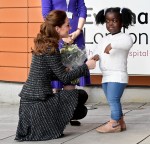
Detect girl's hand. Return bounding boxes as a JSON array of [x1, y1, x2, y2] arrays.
[[104, 44, 112, 54], [92, 54, 100, 61]]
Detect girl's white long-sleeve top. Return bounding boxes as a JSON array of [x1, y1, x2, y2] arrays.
[[98, 32, 133, 83]]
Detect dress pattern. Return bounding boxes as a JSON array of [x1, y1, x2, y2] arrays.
[[15, 53, 89, 141]]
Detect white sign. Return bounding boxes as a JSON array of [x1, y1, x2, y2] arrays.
[[84, 0, 150, 75]]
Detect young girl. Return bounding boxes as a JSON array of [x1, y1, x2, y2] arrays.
[[93, 7, 135, 133]]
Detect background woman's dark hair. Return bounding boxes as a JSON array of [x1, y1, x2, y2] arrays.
[[32, 10, 67, 55], [95, 7, 135, 29]]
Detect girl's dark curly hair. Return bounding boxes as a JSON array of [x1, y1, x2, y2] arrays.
[[95, 7, 135, 29], [32, 10, 67, 55]]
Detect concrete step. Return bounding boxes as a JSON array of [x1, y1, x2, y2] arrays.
[[82, 86, 150, 104], [0, 82, 150, 104]]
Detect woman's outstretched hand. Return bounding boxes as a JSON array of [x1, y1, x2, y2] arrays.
[[92, 54, 100, 61], [86, 58, 96, 69]]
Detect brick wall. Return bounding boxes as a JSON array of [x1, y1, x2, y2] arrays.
[[0, 0, 43, 82]]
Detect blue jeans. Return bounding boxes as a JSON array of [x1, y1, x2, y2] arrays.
[[102, 82, 127, 121]]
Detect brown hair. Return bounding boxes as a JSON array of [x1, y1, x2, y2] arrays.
[[32, 10, 67, 55]]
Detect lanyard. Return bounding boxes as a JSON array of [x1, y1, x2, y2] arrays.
[[65, 0, 72, 18], [66, 0, 70, 11]]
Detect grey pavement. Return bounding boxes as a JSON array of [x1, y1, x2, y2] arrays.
[[0, 102, 150, 144]]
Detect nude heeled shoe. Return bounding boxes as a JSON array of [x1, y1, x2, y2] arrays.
[[96, 119, 121, 133], [118, 116, 126, 131]]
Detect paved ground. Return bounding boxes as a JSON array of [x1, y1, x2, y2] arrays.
[[0, 102, 150, 144]]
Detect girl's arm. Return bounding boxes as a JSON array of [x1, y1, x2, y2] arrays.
[[111, 34, 133, 51]]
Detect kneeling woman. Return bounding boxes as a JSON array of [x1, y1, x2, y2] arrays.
[[15, 10, 96, 141]]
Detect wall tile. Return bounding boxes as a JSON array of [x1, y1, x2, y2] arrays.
[[28, 38, 34, 52], [28, 0, 41, 7], [0, 38, 28, 52], [0, 67, 28, 82], [28, 53, 32, 68], [28, 8, 43, 22], [0, 52, 28, 67], [28, 23, 41, 37], [0, 8, 27, 22], [0, 0, 27, 7], [0, 23, 27, 37]]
